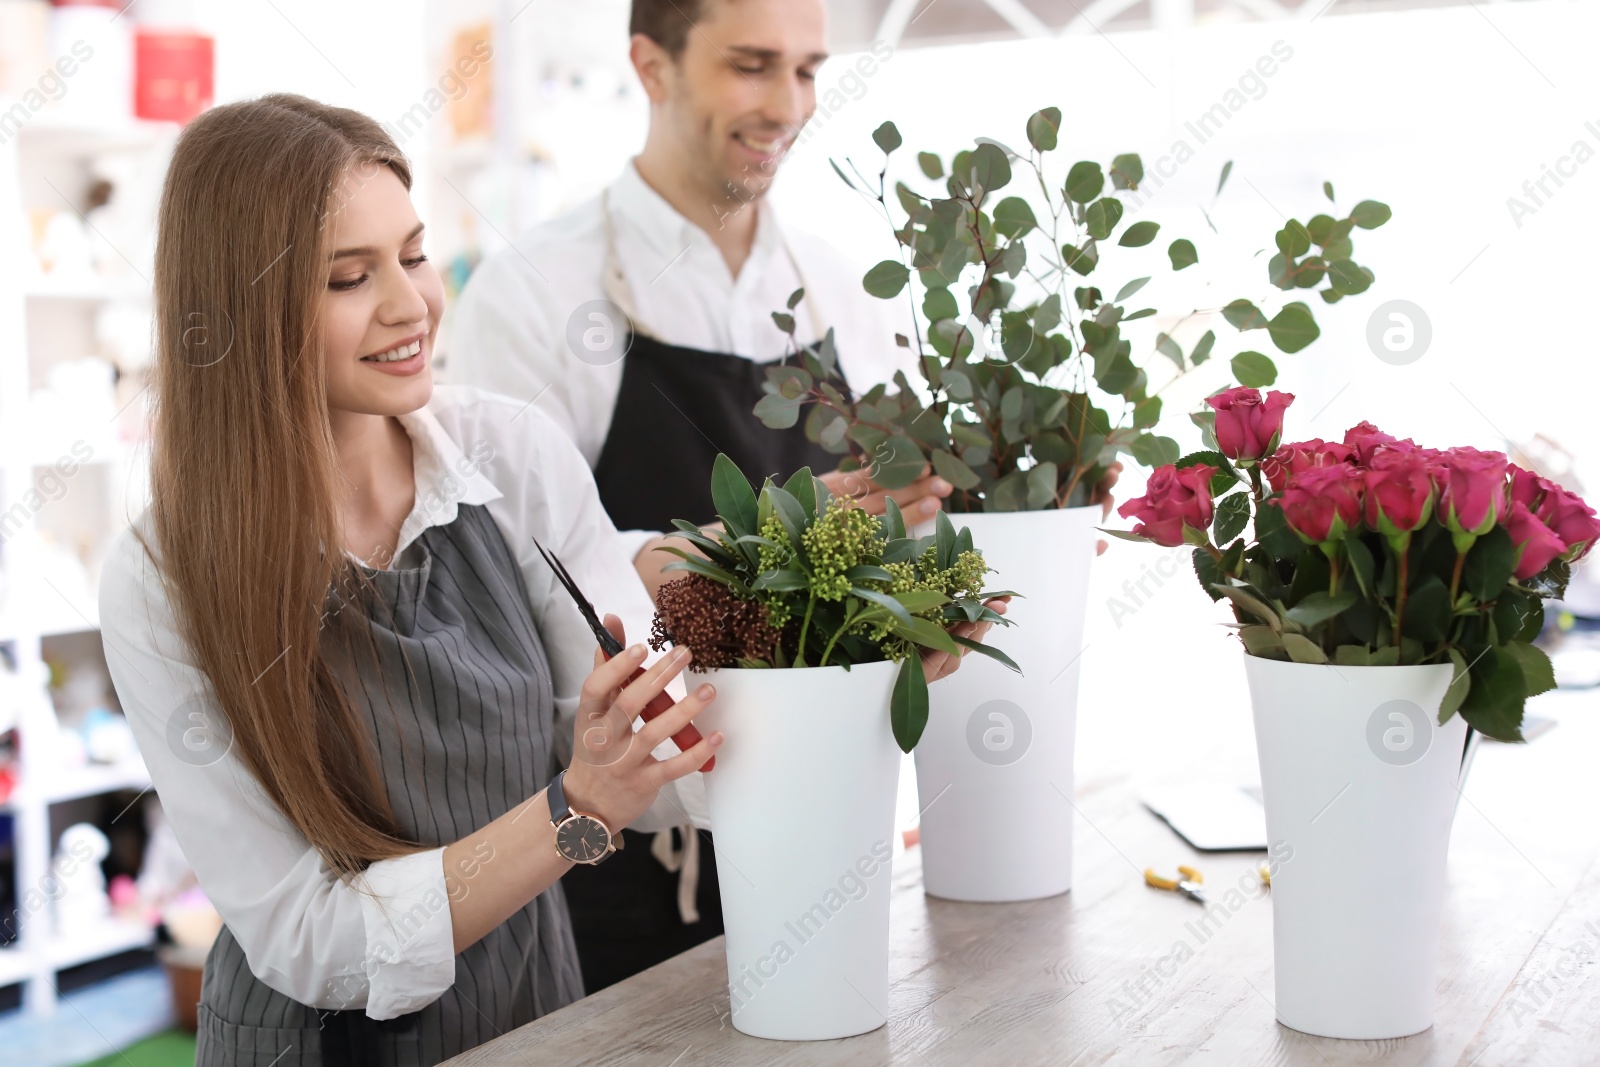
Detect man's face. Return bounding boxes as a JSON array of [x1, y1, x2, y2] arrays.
[[657, 0, 829, 203]]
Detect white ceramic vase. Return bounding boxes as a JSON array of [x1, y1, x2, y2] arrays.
[[912, 506, 1100, 902], [1244, 654, 1469, 1039], [692, 660, 902, 1041]]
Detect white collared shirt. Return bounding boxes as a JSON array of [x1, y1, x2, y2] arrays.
[[444, 161, 914, 486], [98, 386, 695, 1020]]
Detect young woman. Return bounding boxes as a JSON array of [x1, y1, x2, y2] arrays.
[[99, 94, 1003, 1065]]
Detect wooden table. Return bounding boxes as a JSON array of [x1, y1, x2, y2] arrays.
[[445, 687, 1600, 1066]]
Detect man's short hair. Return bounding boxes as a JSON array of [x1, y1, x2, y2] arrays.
[[631, 0, 712, 56]]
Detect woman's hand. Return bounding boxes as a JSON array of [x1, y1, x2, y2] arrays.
[[821, 463, 952, 521], [922, 596, 1011, 683], [560, 614, 722, 829]]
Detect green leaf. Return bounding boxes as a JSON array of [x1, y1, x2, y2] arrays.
[[951, 633, 1022, 673], [1334, 644, 1371, 666], [882, 498, 907, 541], [753, 392, 800, 429], [1502, 640, 1556, 698], [922, 287, 959, 322], [1465, 526, 1517, 601], [1285, 590, 1357, 629], [661, 555, 740, 585], [1213, 584, 1283, 632], [1241, 625, 1285, 658], [1231, 351, 1277, 387], [1155, 332, 1183, 370], [1065, 161, 1105, 204], [1062, 241, 1098, 276], [854, 586, 915, 627], [872, 432, 929, 490], [1323, 181, 1335, 203], [1344, 534, 1375, 597], [1110, 153, 1144, 190], [710, 454, 758, 537], [1402, 575, 1452, 642], [1222, 299, 1268, 330], [994, 196, 1039, 238], [872, 121, 903, 154], [1350, 200, 1392, 229], [1085, 198, 1124, 241], [1216, 160, 1233, 195], [1267, 303, 1320, 353], [864, 259, 911, 299], [930, 448, 982, 490], [781, 466, 817, 517], [1115, 276, 1150, 302], [1027, 461, 1059, 509], [1281, 633, 1330, 664], [1119, 221, 1160, 247], [917, 151, 944, 179], [1130, 434, 1180, 467], [893, 589, 950, 613], [787, 287, 805, 310], [896, 615, 962, 656], [1026, 107, 1061, 152], [752, 567, 809, 592], [1328, 260, 1372, 295], [967, 142, 1012, 197], [1459, 646, 1527, 742], [1275, 220, 1312, 258], [1191, 330, 1216, 365], [1438, 647, 1470, 724], [1168, 239, 1198, 270], [1213, 492, 1252, 545], [891, 655, 929, 753], [766, 486, 809, 550]]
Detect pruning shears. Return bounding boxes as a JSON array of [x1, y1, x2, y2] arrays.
[[532, 537, 714, 771], [1144, 864, 1207, 905]]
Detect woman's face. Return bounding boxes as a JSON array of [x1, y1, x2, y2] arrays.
[[319, 162, 442, 419]]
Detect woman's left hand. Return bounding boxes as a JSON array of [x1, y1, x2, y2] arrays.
[[922, 596, 1011, 683]]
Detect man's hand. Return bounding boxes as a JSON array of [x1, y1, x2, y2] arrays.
[[821, 464, 952, 520], [1092, 461, 1123, 556]]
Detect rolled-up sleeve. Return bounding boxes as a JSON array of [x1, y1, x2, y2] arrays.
[[99, 528, 457, 1020]]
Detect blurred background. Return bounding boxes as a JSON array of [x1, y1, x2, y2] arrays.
[[0, 0, 1593, 1062]]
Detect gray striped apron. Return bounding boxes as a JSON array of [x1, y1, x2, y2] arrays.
[[194, 504, 584, 1066]]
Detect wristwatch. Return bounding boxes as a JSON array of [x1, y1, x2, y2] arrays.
[[547, 770, 623, 865]]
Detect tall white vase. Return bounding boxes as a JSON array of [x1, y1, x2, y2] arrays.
[[913, 506, 1100, 902], [1244, 655, 1469, 1040], [692, 661, 902, 1041]]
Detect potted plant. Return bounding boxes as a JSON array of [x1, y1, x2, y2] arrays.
[[649, 454, 1014, 1041], [758, 108, 1392, 902], [1110, 390, 1600, 1038]]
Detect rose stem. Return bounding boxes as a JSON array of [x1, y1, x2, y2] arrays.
[[1449, 550, 1466, 603], [1393, 546, 1409, 649]]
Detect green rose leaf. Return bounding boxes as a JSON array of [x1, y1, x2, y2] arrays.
[[1065, 161, 1105, 205], [1458, 647, 1527, 742], [872, 121, 903, 154], [1438, 647, 1470, 724], [864, 259, 911, 299], [1502, 640, 1556, 698], [1402, 575, 1452, 642], [1284, 590, 1357, 629], [1168, 238, 1198, 270], [1119, 221, 1160, 247], [1026, 106, 1062, 152], [1230, 351, 1277, 387], [1266, 302, 1320, 353], [1213, 491, 1252, 544]]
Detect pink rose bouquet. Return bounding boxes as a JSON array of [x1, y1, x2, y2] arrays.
[[1106, 391, 1596, 741]]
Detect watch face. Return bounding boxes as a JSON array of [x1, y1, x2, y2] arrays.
[[556, 815, 612, 863]]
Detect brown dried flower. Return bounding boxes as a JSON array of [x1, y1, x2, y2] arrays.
[[650, 574, 783, 668]]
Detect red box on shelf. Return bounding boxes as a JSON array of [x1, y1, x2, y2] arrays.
[[134, 28, 214, 124]]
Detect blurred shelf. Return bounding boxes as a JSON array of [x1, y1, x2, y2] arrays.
[[0, 947, 31, 988], [47, 917, 156, 971], [14, 115, 176, 158], [23, 274, 149, 302], [0, 758, 148, 814]]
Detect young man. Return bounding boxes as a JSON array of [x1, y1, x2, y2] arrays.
[[447, 0, 948, 994]]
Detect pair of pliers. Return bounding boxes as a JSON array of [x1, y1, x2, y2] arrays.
[[1144, 865, 1206, 905]]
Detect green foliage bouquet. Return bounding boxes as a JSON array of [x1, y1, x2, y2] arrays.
[[757, 107, 1391, 512], [649, 455, 1018, 751]]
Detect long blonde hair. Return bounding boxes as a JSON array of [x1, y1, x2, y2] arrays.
[[148, 94, 421, 875]]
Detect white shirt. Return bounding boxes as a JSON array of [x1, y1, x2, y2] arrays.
[[98, 386, 699, 1020], [445, 161, 913, 502]]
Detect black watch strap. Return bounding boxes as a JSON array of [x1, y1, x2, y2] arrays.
[[548, 769, 571, 826]]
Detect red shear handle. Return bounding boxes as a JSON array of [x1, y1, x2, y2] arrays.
[[619, 665, 716, 772]]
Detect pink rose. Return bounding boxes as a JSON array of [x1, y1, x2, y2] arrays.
[[1275, 464, 1366, 544], [1364, 450, 1434, 539], [1536, 484, 1600, 561], [1342, 421, 1399, 464], [1117, 464, 1217, 548], [1508, 464, 1547, 510], [1208, 387, 1295, 463], [1261, 438, 1355, 494], [1506, 501, 1568, 579], [1433, 447, 1509, 536]]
